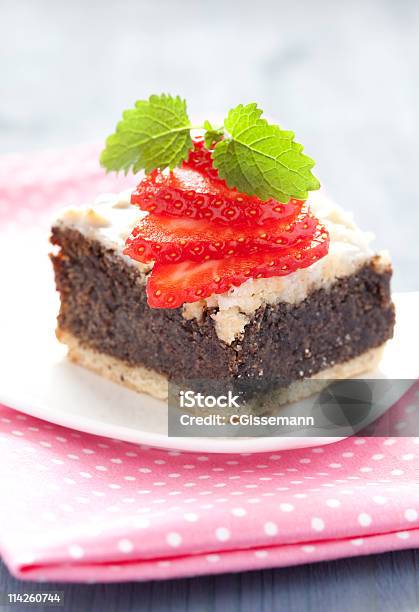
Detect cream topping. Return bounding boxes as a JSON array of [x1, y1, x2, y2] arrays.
[[54, 190, 152, 276]]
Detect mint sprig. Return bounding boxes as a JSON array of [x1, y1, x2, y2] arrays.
[[212, 104, 319, 202], [100, 94, 320, 202], [100, 94, 192, 174]]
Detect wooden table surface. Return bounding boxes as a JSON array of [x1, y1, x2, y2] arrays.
[[1, 1, 418, 610]]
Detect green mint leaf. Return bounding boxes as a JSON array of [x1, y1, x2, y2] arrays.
[[212, 103, 320, 202], [100, 94, 193, 174], [203, 120, 224, 148]]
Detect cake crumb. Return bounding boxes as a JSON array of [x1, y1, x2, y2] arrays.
[[61, 206, 111, 228], [182, 300, 206, 322], [211, 307, 250, 345]]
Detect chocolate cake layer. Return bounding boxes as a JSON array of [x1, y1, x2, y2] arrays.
[[50, 226, 395, 388]]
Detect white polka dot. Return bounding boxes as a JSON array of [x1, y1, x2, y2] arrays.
[[383, 438, 396, 445], [358, 513, 372, 527], [402, 453, 414, 461], [183, 512, 198, 522], [360, 467, 373, 473], [264, 522, 278, 536], [354, 439, 366, 444], [167, 532, 182, 547], [372, 454, 384, 461], [342, 452, 354, 458], [118, 539, 134, 553], [95, 465, 107, 471], [326, 499, 341, 508], [80, 472, 92, 479], [329, 463, 342, 469], [311, 517, 325, 532], [301, 545, 316, 553], [82, 448, 95, 454], [299, 458, 311, 464], [350, 538, 364, 546], [231, 507, 247, 517], [391, 469, 404, 476], [254, 550, 268, 558], [110, 458, 123, 464], [215, 527, 231, 541], [372, 495, 387, 505], [68, 545, 84, 559], [396, 531, 410, 540], [404, 509, 418, 522], [134, 518, 150, 528], [279, 503, 294, 512], [311, 448, 324, 453], [206, 554, 220, 563], [11, 430, 24, 436]]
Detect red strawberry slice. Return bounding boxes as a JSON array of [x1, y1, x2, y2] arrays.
[[124, 207, 319, 264], [182, 137, 221, 182], [147, 229, 329, 309], [131, 167, 303, 227]]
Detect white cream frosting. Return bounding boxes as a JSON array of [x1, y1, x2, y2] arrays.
[[54, 190, 152, 275], [54, 189, 390, 346]]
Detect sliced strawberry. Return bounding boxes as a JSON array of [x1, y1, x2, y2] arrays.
[[146, 229, 329, 309], [131, 167, 303, 226], [124, 207, 319, 264], [182, 137, 221, 182]]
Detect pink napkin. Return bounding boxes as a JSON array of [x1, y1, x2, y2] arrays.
[[0, 145, 418, 582], [0, 400, 419, 582]]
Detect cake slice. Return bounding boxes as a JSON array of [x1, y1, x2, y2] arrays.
[[50, 95, 395, 403], [50, 189, 394, 401]]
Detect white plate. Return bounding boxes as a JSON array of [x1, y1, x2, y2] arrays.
[[0, 226, 417, 453]]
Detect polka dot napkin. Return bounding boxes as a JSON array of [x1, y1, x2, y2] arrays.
[[0, 403, 419, 583], [0, 145, 418, 582]]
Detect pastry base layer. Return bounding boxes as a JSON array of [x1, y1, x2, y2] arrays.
[[58, 329, 385, 404], [58, 329, 169, 400]]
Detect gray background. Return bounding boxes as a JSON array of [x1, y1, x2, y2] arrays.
[[1, 1, 418, 610], [1, 0, 419, 290]]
